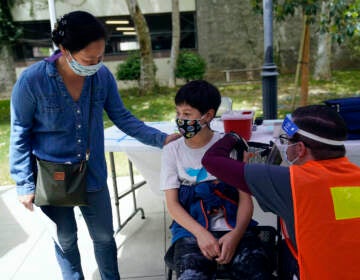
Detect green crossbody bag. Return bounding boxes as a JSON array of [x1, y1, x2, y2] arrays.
[[34, 79, 93, 207], [34, 159, 88, 206]]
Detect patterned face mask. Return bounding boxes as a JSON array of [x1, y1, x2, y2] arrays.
[[176, 117, 206, 139], [66, 51, 103, 76]]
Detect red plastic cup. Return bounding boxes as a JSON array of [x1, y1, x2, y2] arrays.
[[221, 110, 254, 140]]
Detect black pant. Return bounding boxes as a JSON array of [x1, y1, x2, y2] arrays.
[[166, 230, 274, 280], [278, 239, 299, 280]]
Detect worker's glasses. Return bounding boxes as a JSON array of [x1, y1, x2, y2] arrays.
[[278, 134, 292, 145]]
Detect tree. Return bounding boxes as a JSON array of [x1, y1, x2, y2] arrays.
[[0, 0, 22, 97], [324, 0, 360, 44], [125, 0, 156, 95], [115, 51, 157, 86], [168, 0, 180, 88], [314, 0, 360, 80], [313, 1, 332, 80], [252, 0, 360, 106]]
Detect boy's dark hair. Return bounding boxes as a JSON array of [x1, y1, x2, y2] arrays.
[[291, 105, 347, 160], [175, 80, 221, 115], [52, 11, 107, 52]]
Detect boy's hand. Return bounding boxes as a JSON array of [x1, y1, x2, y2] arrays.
[[196, 230, 221, 260], [215, 231, 241, 264]]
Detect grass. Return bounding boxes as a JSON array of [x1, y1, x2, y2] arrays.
[[1, 70, 360, 186], [0, 99, 11, 185], [218, 70, 360, 119]]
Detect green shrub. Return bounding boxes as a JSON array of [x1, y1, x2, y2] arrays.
[[115, 52, 141, 81], [115, 51, 158, 84], [176, 51, 206, 81]]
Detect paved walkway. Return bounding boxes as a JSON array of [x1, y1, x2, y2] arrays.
[[0, 173, 278, 280], [0, 176, 171, 280]]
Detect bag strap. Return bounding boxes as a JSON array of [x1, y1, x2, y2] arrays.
[[84, 77, 94, 163], [79, 78, 93, 172]]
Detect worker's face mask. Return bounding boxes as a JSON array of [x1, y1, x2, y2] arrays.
[[176, 117, 206, 139], [276, 136, 299, 165], [66, 51, 103, 76]]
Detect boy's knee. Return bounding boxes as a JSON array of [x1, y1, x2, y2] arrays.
[[231, 247, 273, 279], [178, 268, 215, 280], [175, 252, 216, 279]]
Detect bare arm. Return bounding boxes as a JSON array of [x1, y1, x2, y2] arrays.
[[216, 190, 253, 264]]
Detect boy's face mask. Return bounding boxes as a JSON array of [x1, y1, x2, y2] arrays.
[[66, 51, 103, 76], [176, 117, 206, 139]]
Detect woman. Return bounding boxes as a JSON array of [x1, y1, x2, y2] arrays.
[[9, 10, 178, 280]]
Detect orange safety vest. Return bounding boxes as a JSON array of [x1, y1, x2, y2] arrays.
[[289, 157, 360, 280]]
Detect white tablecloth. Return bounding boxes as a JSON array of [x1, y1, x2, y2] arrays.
[[105, 119, 360, 194]]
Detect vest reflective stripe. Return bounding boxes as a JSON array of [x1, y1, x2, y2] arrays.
[[290, 157, 360, 280], [330, 186, 360, 220], [280, 218, 298, 260]]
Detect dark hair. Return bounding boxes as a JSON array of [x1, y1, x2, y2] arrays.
[[175, 80, 221, 115], [291, 105, 347, 160], [51, 11, 107, 52]]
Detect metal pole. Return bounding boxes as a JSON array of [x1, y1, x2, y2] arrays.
[[261, 0, 279, 119], [48, 0, 57, 50]]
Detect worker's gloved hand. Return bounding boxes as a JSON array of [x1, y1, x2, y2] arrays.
[[228, 132, 249, 161]]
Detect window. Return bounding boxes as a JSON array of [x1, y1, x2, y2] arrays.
[[13, 12, 196, 60]]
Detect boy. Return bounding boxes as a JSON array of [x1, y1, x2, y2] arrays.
[[160, 80, 273, 279]]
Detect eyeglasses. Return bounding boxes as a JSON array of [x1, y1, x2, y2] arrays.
[[278, 134, 291, 145]]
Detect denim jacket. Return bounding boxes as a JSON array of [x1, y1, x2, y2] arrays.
[[170, 180, 257, 243], [10, 51, 167, 195]]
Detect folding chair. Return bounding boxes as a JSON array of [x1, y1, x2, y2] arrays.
[[166, 225, 280, 280]]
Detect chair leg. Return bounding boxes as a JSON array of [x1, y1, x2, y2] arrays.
[[166, 267, 173, 280]]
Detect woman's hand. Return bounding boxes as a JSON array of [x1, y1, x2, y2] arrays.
[[164, 133, 181, 145], [18, 194, 35, 211]]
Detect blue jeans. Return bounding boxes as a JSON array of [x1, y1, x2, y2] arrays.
[[41, 186, 120, 280]]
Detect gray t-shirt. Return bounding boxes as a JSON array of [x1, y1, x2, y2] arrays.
[[245, 164, 297, 247]]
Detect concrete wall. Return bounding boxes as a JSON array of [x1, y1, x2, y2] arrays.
[[196, 0, 264, 79], [195, 0, 359, 80], [105, 57, 176, 88], [195, 0, 307, 78], [11, 0, 195, 21], [15, 56, 175, 89]]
